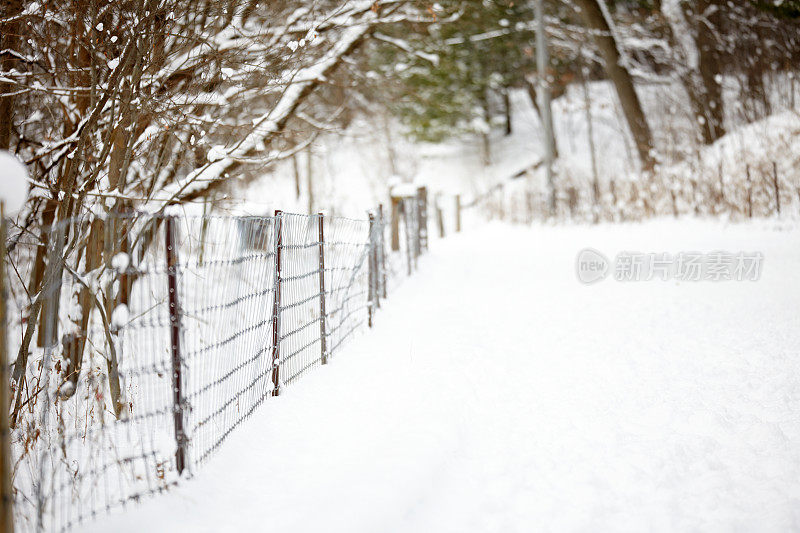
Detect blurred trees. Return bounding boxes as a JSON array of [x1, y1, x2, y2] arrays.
[[368, 0, 537, 145], [368, 0, 800, 170]]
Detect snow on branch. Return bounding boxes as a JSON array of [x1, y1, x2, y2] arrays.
[[161, 16, 376, 205]]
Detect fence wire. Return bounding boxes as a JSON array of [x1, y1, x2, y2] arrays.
[[6, 200, 428, 533]]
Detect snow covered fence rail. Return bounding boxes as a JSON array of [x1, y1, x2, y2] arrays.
[[4, 200, 429, 532]]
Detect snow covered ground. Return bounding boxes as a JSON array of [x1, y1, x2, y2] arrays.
[[88, 218, 800, 532]]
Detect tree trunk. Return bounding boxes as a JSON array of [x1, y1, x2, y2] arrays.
[[691, 1, 726, 141], [574, 0, 655, 171], [663, 1, 726, 144], [579, 47, 601, 223], [525, 77, 559, 159], [503, 89, 512, 136], [0, 0, 23, 150]]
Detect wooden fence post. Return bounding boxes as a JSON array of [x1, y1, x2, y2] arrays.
[[455, 194, 461, 232], [164, 216, 186, 475], [317, 213, 327, 365], [1, 203, 15, 533], [772, 161, 781, 215], [271, 210, 283, 395], [378, 204, 387, 299]]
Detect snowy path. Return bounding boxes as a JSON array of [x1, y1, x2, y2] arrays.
[[90, 220, 800, 532]]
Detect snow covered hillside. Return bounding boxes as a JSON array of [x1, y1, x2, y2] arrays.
[[87, 218, 800, 532], [235, 77, 800, 222]]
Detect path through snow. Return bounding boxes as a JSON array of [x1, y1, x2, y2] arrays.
[[90, 219, 800, 532]]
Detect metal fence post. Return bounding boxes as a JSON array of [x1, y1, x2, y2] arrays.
[[416, 186, 428, 253], [367, 213, 375, 327], [455, 194, 461, 232], [164, 216, 186, 475], [371, 212, 380, 310], [0, 203, 14, 533], [317, 213, 328, 365], [271, 210, 283, 395], [402, 201, 412, 276], [746, 164, 753, 218], [378, 204, 387, 299], [413, 199, 421, 261], [390, 195, 401, 251], [435, 197, 445, 239]]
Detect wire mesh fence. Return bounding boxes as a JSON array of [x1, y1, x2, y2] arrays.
[[4, 194, 430, 533]]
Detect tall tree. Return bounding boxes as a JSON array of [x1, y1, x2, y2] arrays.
[[573, 0, 656, 171], [662, 0, 726, 144]]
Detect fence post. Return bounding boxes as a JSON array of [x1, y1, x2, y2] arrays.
[[416, 186, 428, 253], [772, 161, 781, 215], [270, 210, 283, 395], [317, 213, 327, 365], [402, 201, 412, 275], [164, 216, 186, 475], [670, 190, 679, 218], [435, 197, 445, 238], [746, 165, 753, 218], [367, 212, 375, 327], [378, 204, 387, 299], [413, 196, 422, 260], [0, 204, 14, 533], [390, 195, 400, 251], [371, 211, 381, 310], [455, 194, 461, 232]]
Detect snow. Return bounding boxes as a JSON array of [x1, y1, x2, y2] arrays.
[[110, 304, 130, 330], [87, 218, 800, 532], [111, 252, 130, 272], [0, 150, 29, 214]]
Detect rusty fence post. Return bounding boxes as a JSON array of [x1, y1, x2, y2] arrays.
[[367, 212, 375, 327], [164, 216, 187, 475], [455, 194, 461, 232], [1, 204, 14, 533], [378, 204, 387, 299], [317, 213, 328, 365], [270, 211, 283, 395]]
